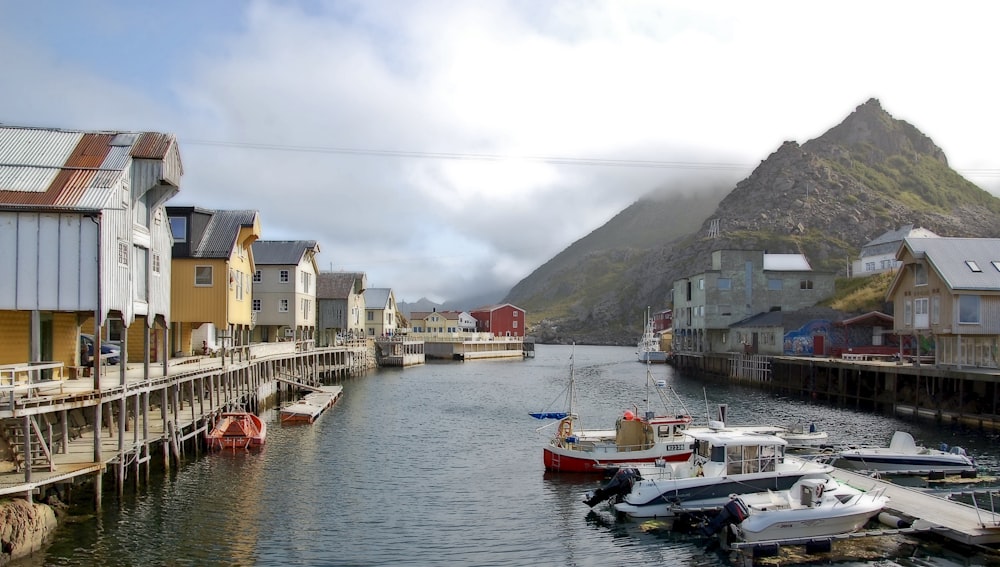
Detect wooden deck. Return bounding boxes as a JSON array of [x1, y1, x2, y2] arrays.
[[0, 343, 366, 500], [829, 467, 1000, 545]]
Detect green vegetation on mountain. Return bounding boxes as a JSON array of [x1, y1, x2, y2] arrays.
[[507, 99, 1000, 345]]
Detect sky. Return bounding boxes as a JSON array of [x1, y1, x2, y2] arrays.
[[3, 1, 999, 305]]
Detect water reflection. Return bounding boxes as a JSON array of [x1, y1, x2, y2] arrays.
[[26, 345, 1000, 567]]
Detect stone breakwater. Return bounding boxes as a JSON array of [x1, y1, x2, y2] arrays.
[[0, 498, 57, 565]]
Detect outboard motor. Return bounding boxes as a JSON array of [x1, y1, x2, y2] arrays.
[[698, 497, 750, 537], [583, 467, 642, 508]]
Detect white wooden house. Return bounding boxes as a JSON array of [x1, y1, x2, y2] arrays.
[[0, 126, 181, 374]]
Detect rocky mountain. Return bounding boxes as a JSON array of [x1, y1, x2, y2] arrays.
[[508, 99, 1000, 345]]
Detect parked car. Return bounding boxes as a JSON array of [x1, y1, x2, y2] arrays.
[[80, 334, 121, 365]]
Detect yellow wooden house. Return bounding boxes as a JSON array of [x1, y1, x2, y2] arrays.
[[166, 207, 261, 357]]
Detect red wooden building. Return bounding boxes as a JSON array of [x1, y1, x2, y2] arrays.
[[470, 304, 526, 337], [652, 309, 673, 333]]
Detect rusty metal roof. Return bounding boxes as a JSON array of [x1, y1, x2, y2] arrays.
[[0, 125, 179, 210]]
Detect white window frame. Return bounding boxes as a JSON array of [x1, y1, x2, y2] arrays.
[[280, 270, 290, 284], [279, 299, 289, 312]]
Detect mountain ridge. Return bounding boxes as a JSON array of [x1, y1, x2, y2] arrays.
[[508, 98, 1000, 345]]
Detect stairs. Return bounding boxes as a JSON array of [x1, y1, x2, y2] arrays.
[[1, 417, 56, 473]]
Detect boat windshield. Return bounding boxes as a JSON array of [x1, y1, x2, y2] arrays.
[[724, 443, 780, 475]]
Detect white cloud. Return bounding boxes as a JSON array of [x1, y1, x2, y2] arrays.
[[2, 0, 999, 303]]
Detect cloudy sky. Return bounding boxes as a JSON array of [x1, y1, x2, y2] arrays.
[[3, 1, 998, 304]]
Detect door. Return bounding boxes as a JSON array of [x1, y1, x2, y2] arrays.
[[813, 335, 825, 356]]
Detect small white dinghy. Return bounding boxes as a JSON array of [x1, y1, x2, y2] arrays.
[[700, 477, 888, 543]]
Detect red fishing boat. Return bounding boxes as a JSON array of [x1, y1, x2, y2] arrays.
[[206, 412, 267, 450]]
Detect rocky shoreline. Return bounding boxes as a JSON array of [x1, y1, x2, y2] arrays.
[[0, 498, 59, 566]]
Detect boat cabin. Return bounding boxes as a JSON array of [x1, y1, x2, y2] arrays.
[[615, 412, 692, 452], [689, 429, 788, 477]]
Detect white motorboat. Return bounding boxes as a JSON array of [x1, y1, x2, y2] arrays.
[[700, 478, 888, 542], [532, 350, 693, 473], [587, 424, 835, 517], [837, 431, 976, 474], [776, 421, 830, 450]]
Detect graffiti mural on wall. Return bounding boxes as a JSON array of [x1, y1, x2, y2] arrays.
[[783, 319, 832, 355]]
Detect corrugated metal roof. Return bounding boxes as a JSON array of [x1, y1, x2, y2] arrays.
[[763, 253, 811, 271], [317, 271, 365, 299], [252, 240, 320, 265], [906, 237, 1000, 291], [193, 209, 259, 259], [0, 125, 179, 209]]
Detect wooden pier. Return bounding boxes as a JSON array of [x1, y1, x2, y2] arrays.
[[828, 467, 1000, 545], [423, 336, 526, 360], [0, 340, 373, 506], [375, 337, 425, 367], [673, 352, 1000, 431]]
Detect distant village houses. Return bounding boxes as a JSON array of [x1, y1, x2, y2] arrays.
[[470, 304, 526, 337], [315, 271, 367, 345], [671, 249, 836, 356], [250, 240, 321, 343], [852, 224, 938, 277]]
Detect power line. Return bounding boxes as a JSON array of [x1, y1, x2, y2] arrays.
[[181, 137, 1000, 178], [181, 138, 752, 171]]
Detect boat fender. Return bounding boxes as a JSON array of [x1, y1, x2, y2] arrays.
[[878, 512, 912, 529], [695, 465, 704, 477]]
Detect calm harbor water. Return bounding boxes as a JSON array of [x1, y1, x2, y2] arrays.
[[21, 345, 1000, 566]]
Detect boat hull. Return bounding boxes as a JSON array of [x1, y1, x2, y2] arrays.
[[836, 453, 975, 473], [613, 469, 831, 518], [637, 351, 669, 364], [735, 494, 887, 542], [543, 443, 691, 473]]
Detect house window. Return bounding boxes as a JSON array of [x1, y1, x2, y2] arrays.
[[152, 253, 161, 275], [717, 278, 731, 290], [280, 270, 289, 283], [914, 297, 929, 328], [301, 272, 311, 293], [904, 299, 912, 326], [767, 279, 782, 291], [931, 295, 940, 325], [699, 278, 704, 290], [236, 271, 244, 300], [513, 321, 518, 329], [514, 311, 518, 318], [865, 262, 876, 272], [301, 298, 311, 318], [279, 299, 289, 312], [914, 263, 928, 286], [252, 299, 261, 312], [800, 280, 814, 290], [169, 217, 187, 242], [966, 260, 982, 273], [367, 311, 373, 321], [959, 295, 981, 324], [254, 270, 261, 283], [118, 241, 129, 266], [195, 266, 213, 286]]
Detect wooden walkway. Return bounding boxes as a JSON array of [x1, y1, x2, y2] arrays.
[[829, 467, 1000, 545], [0, 343, 368, 500]]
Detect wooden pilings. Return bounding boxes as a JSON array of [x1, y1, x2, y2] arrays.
[[673, 352, 1000, 430]]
